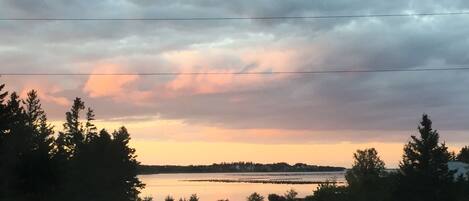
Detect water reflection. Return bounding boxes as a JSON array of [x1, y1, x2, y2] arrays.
[[139, 172, 345, 201]]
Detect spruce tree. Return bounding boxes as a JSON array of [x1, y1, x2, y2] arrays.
[[0, 84, 10, 199], [1, 92, 31, 199], [84, 107, 98, 142], [0, 83, 9, 134], [396, 114, 455, 201], [22, 90, 57, 200], [54, 97, 87, 201], [62, 97, 85, 155], [456, 146, 469, 163], [110, 127, 145, 201]]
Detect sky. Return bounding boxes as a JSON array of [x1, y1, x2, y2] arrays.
[[1, 0, 469, 168]]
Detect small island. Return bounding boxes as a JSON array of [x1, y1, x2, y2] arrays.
[[138, 162, 346, 174]]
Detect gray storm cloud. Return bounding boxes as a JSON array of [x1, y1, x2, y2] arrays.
[[1, 0, 469, 142]]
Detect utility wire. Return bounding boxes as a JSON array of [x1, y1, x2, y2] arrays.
[[1, 11, 469, 21], [2, 66, 469, 76]]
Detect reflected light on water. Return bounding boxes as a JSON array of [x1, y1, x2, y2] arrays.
[[139, 172, 345, 201]]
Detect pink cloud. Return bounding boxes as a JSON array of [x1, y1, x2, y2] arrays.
[[82, 64, 156, 104], [19, 81, 70, 107], [162, 49, 300, 95], [83, 64, 139, 98]]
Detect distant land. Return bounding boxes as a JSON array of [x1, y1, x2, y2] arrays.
[[138, 162, 346, 174]]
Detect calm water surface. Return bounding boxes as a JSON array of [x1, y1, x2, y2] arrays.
[[139, 172, 345, 201]]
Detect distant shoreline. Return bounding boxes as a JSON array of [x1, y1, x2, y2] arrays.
[[138, 162, 346, 175]]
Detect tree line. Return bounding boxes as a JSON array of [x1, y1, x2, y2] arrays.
[[0, 83, 146, 201], [247, 114, 469, 201], [139, 162, 345, 174]]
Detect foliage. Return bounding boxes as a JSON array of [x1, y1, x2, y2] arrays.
[[266, 189, 299, 201], [456, 146, 469, 163], [247, 192, 265, 201], [305, 115, 467, 201], [0, 83, 144, 201], [345, 148, 391, 201], [189, 194, 200, 201], [138, 197, 154, 201], [396, 114, 456, 201], [268, 194, 286, 201], [165, 195, 175, 201], [305, 182, 348, 201], [284, 189, 298, 201]]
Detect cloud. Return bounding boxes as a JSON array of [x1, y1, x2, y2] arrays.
[[162, 49, 297, 95], [2, 0, 469, 143], [83, 64, 138, 97], [83, 63, 154, 103], [16, 80, 71, 107]]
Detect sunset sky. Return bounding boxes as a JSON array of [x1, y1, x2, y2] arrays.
[[1, 0, 469, 168]]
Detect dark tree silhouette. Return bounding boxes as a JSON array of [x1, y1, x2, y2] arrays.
[[247, 192, 264, 201], [268, 194, 286, 201], [346, 148, 385, 184], [0, 84, 8, 130], [456, 146, 469, 163], [345, 148, 391, 201], [1, 92, 31, 200], [0, 84, 11, 199], [62, 98, 86, 156], [22, 90, 57, 200], [56, 98, 144, 201], [0, 82, 145, 201], [85, 107, 98, 141], [396, 114, 455, 201], [110, 127, 145, 200], [305, 182, 348, 201]]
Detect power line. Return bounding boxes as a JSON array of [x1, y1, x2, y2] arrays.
[[1, 11, 469, 21], [2, 67, 469, 76]]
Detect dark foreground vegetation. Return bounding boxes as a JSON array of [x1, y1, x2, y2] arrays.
[[139, 162, 345, 174], [245, 114, 469, 201], [0, 84, 147, 201], [154, 116, 469, 201]]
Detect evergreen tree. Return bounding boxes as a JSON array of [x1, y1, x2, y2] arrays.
[[396, 114, 455, 201], [0, 83, 146, 200], [0, 84, 11, 199], [62, 97, 86, 155], [85, 107, 98, 142], [54, 97, 88, 201], [74, 129, 114, 201], [22, 90, 57, 200], [56, 99, 143, 201], [0, 83, 9, 134], [109, 127, 145, 200], [0, 92, 32, 200], [24, 90, 55, 155], [456, 146, 469, 163]]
